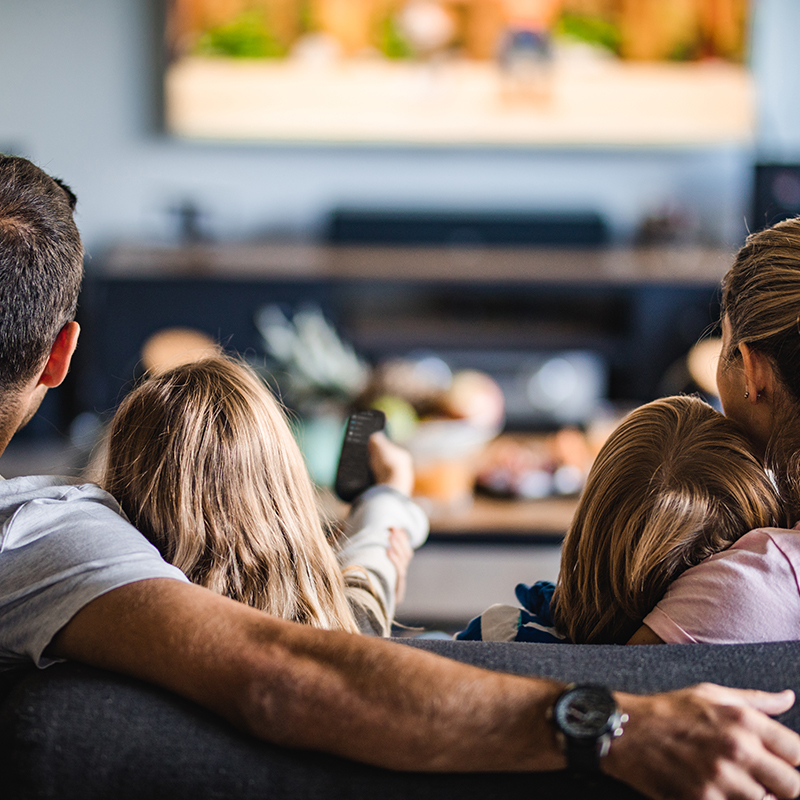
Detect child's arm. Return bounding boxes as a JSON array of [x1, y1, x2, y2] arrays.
[[627, 625, 665, 645], [338, 487, 429, 624], [387, 527, 413, 604], [337, 433, 429, 626]]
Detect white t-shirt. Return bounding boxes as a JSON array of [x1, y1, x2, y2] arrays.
[[0, 475, 188, 670], [643, 527, 800, 644]]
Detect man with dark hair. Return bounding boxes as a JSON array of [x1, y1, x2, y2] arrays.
[[0, 157, 82, 388], [0, 155, 799, 800]]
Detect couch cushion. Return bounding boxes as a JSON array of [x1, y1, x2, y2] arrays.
[[3, 639, 800, 799]]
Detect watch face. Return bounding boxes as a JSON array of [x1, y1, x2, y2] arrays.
[[554, 685, 617, 740]]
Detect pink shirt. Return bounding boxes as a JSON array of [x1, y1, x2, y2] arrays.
[[643, 528, 800, 644]]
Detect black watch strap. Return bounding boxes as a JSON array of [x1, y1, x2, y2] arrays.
[[563, 734, 604, 772]]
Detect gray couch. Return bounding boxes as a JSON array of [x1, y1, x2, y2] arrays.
[[2, 639, 799, 799]]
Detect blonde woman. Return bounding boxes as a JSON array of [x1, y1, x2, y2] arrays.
[[457, 395, 783, 643], [101, 356, 428, 636]]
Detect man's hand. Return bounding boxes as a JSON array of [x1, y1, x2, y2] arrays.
[[605, 683, 800, 800], [368, 432, 414, 497]]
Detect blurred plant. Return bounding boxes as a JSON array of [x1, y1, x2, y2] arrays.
[[255, 304, 369, 408], [668, 38, 700, 62], [377, 13, 415, 59], [255, 304, 371, 487], [194, 11, 285, 59], [297, 0, 314, 35], [555, 13, 621, 55]]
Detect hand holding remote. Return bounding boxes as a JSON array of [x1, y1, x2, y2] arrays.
[[368, 432, 414, 497], [335, 411, 416, 502], [334, 410, 386, 502]]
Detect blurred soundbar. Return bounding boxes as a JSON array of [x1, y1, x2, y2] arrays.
[[327, 210, 608, 247]]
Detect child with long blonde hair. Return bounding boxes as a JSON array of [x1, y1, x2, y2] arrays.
[[457, 395, 784, 644], [101, 355, 428, 636]]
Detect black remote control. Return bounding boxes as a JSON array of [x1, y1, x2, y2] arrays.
[[334, 410, 386, 503]]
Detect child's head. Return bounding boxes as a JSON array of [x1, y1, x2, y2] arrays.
[[551, 395, 784, 644], [102, 355, 377, 634]]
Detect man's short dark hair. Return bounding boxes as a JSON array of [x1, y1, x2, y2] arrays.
[[0, 156, 84, 390]]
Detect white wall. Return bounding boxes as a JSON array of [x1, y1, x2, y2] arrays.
[[1, 0, 793, 256]]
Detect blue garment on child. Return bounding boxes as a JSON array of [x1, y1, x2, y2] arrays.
[[455, 581, 568, 642]]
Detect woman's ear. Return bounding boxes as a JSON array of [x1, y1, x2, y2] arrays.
[[739, 342, 776, 402]]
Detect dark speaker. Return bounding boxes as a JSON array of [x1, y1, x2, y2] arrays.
[[327, 210, 608, 246], [752, 164, 800, 232]]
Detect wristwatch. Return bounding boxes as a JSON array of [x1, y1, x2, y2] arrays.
[[551, 683, 629, 772]]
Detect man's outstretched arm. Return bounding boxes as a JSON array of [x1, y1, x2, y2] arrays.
[[48, 578, 565, 772], [49, 578, 800, 799]]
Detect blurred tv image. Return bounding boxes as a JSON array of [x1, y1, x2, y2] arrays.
[[164, 0, 753, 146]]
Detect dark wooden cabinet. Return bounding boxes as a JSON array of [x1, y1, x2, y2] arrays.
[[75, 243, 727, 426]]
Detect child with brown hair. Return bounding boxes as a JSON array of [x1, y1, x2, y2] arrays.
[[457, 394, 784, 644], [101, 355, 428, 636]]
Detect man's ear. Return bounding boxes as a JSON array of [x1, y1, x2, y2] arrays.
[[39, 321, 80, 389], [739, 341, 776, 402]]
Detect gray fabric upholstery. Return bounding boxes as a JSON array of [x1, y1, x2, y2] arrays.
[[2, 640, 799, 799]]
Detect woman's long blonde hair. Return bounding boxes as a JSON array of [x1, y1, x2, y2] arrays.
[[102, 356, 388, 635], [551, 395, 784, 644]]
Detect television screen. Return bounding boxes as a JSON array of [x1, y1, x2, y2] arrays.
[[164, 0, 753, 146]]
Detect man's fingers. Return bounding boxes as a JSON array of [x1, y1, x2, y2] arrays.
[[712, 758, 796, 800], [743, 711, 800, 798], [697, 685, 796, 717], [749, 746, 800, 800], [608, 687, 800, 800], [714, 759, 781, 800], [755, 711, 800, 766], [750, 688, 797, 718], [700, 691, 800, 799]]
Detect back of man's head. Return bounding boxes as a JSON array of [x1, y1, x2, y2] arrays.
[[0, 156, 83, 391]]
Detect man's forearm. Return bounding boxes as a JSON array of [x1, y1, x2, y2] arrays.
[[49, 578, 800, 799], [238, 621, 567, 771], [49, 578, 567, 772]]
